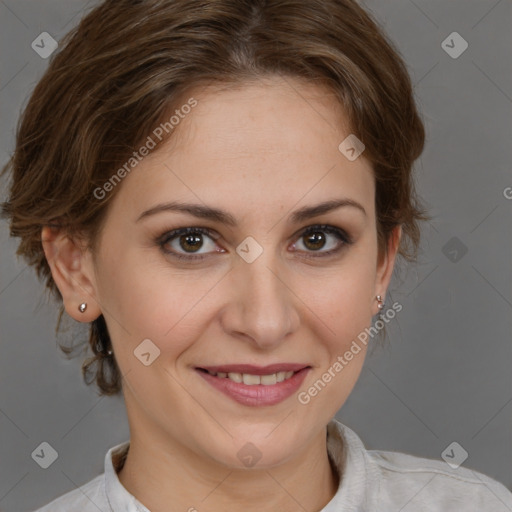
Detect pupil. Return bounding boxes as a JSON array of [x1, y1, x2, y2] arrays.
[[305, 232, 325, 250], [180, 233, 203, 252]]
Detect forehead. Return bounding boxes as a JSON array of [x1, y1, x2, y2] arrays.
[[110, 77, 375, 224]]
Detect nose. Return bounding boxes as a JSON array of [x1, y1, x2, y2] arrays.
[[220, 251, 300, 350]]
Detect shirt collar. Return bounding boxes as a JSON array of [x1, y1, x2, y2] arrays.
[[103, 419, 377, 511], [104, 441, 149, 512], [322, 420, 379, 511]]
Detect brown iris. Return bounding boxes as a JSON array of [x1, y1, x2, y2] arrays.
[[180, 233, 204, 252], [303, 231, 326, 251]]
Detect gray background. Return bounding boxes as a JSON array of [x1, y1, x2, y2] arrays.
[[0, 0, 511, 510]]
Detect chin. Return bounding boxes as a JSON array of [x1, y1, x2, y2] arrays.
[[201, 427, 301, 470]]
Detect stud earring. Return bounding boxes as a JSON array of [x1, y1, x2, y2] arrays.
[[376, 295, 384, 310], [78, 302, 87, 313]]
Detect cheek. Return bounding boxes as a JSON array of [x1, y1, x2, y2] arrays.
[[96, 248, 217, 360], [301, 252, 377, 345], [298, 265, 374, 413]]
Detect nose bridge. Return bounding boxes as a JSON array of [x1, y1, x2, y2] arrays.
[[229, 240, 298, 347]]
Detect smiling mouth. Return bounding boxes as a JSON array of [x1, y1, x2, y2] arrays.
[[195, 364, 311, 406], [197, 368, 298, 385]]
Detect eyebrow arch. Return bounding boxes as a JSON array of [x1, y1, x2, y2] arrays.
[[136, 198, 366, 225], [291, 198, 366, 223]]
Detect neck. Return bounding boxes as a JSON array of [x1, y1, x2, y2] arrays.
[[117, 425, 340, 512]]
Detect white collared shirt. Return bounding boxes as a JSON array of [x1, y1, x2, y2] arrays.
[[32, 419, 512, 511]]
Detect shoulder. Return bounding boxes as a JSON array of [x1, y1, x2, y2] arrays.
[[368, 448, 512, 511], [330, 420, 512, 512], [30, 440, 130, 512], [30, 474, 105, 512]]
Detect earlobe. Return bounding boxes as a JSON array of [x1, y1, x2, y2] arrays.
[[41, 226, 101, 322]]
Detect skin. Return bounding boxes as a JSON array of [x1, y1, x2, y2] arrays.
[[42, 76, 401, 512]]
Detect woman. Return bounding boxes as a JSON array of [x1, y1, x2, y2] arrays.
[[2, 0, 511, 510]]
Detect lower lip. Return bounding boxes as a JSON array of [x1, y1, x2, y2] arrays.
[[196, 368, 310, 406]]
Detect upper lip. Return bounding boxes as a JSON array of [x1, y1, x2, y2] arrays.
[[197, 363, 310, 375]]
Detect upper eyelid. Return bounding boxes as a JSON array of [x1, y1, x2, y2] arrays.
[[158, 226, 219, 244]]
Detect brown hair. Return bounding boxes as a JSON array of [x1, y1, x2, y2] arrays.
[[1, 0, 429, 396]]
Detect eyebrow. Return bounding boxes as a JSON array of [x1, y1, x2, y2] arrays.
[[136, 198, 366, 225]]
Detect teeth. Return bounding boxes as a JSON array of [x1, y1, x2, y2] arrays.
[[228, 372, 243, 383], [208, 370, 296, 385], [260, 374, 277, 385], [242, 373, 261, 385]]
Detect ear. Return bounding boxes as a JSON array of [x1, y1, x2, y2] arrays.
[[373, 225, 402, 315], [41, 225, 101, 322]]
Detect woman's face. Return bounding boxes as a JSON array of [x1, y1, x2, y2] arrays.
[[79, 77, 398, 467]]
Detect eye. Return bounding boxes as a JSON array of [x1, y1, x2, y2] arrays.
[[291, 224, 352, 257], [158, 227, 222, 261]]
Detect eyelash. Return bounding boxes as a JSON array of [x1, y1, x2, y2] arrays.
[[156, 224, 353, 262]]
